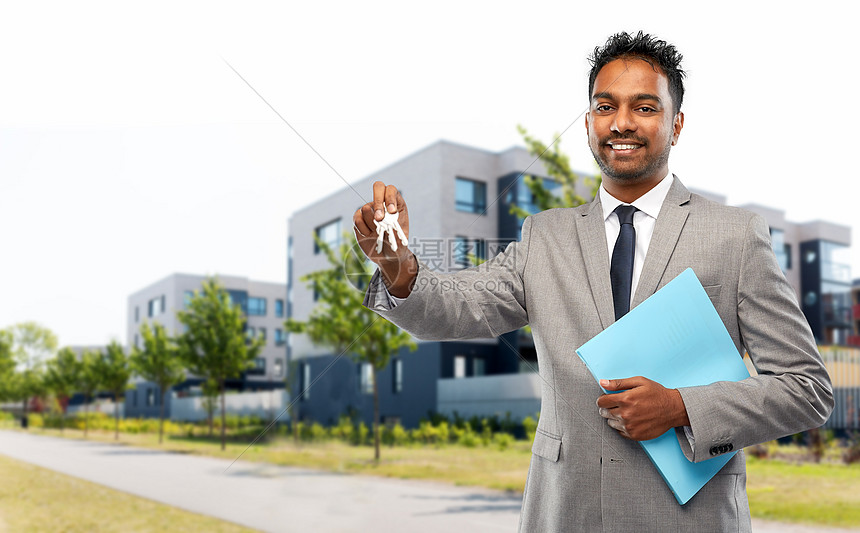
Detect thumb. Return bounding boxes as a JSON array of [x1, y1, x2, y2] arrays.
[[600, 378, 631, 391]]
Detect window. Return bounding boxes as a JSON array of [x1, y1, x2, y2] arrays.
[[473, 357, 486, 377], [454, 355, 466, 378], [247, 297, 267, 316], [274, 358, 284, 377], [134, 334, 139, 349], [275, 299, 285, 318], [259, 327, 267, 342], [146, 388, 155, 406], [821, 241, 852, 283], [275, 328, 286, 346], [453, 236, 487, 268], [183, 290, 195, 307], [246, 326, 256, 341], [359, 362, 374, 394], [134, 306, 139, 323], [148, 295, 165, 317], [393, 359, 403, 393], [315, 219, 342, 254], [455, 177, 487, 214], [770, 228, 790, 273], [252, 357, 266, 373]]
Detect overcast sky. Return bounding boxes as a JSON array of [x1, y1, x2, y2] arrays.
[[1, 1, 857, 347]]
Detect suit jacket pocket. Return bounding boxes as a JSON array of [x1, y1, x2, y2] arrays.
[[704, 284, 722, 304], [532, 429, 562, 462]]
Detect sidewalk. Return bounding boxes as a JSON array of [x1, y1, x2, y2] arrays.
[[0, 430, 855, 533]]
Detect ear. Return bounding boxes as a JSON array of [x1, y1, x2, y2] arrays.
[[671, 112, 684, 145], [585, 110, 591, 134]]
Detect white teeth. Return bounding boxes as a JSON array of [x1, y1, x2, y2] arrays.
[[610, 144, 640, 150]]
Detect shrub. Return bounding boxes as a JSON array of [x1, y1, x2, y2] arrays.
[[331, 417, 354, 443], [28, 413, 44, 428], [493, 432, 514, 451], [355, 422, 369, 446], [522, 415, 538, 442]]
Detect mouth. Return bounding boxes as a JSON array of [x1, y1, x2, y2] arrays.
[[606, 141, 644, 154]]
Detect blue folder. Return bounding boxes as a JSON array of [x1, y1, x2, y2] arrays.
[[575, 268, 751, 505]]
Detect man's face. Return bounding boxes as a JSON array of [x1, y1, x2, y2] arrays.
[[586, 58, 683, 185]]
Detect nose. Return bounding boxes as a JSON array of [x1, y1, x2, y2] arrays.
[[611, 106, 637, 134]]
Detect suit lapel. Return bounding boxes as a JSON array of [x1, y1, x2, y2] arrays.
[[575, 196, 615, 330], [632, 176, 691, 308]]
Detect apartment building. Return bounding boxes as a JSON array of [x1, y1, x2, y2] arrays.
[[125, 273, 287, 418]]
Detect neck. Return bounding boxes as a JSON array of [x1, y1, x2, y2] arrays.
[[602, 172, 666, 203]]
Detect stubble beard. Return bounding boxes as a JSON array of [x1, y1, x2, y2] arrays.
[[589, 136, 673, 184]]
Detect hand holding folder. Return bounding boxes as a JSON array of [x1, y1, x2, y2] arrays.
[[576, 268, 751, 505]]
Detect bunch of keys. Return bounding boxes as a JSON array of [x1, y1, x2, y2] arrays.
[[374, 204, 408, 253]]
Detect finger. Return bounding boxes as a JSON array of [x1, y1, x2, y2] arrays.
[[385, 185, 399, 214], [600, 377, 643, 391], [596, 393, 621, 409], [361, 204, 378, 231], [598, 407, 617, 420], [607, 418, 627, 433], [354, 209, 373, 239], [372, 181, 386, 220]]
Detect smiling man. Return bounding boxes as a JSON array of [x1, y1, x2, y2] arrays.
[[357, 31, 833, 532]]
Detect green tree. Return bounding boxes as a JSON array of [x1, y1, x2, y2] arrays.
[[286, 234, 416, 462], [5, 322, 58, 422], [77, 349, 104, 438], [43, 347, 82, 433], [511, 125, 601, 218], [98, 340, 132, 440], [130, 322, 186, 444], [176, 278, 264, 451], [0, 330, 15, 401]]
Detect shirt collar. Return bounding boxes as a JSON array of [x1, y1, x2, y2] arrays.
[[600, 171, 674, 221]]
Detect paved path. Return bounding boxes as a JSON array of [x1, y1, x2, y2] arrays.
[[0, 431, 855, 533]]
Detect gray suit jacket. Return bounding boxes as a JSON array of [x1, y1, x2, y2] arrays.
[[364, 177, 833, 532]]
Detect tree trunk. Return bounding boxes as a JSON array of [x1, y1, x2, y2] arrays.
[[158, 387, 165, 444], [84, 395, 89, 438], [220, 379, 226, 451], [59, 396, 65, 434], [21, 398, 28, 430], [114, 392, 120, 441], [373, 369, 380, 463], [207, 397, 214, 438]]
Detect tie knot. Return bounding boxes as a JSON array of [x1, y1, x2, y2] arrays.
[[614, 205, 638, 226]]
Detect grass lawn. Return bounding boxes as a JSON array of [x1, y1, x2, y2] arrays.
[[745, 456, 860, 529], [12, 426, 860, 528], [0, 453, 258, 533]]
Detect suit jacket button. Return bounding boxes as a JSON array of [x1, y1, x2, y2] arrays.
[[710, 446, 719, 456], [727, 443, 733, 452]]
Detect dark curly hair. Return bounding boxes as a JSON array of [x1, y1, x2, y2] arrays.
[[588, 31, 686, 114]]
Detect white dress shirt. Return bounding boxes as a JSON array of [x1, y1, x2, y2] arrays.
[[599, 172, 673, 308]]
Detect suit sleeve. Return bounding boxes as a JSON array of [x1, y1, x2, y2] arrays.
[[677, 214, 834, 463], [362, 216, 532, 340]]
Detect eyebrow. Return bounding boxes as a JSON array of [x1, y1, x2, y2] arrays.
[[592, 92, 664, 104]]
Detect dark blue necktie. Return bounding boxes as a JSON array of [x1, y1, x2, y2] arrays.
[[610, 205, 638, 321]]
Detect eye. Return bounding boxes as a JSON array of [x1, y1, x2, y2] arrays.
[[636, 106, 656, 113], [595, 104, 614, 112]]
